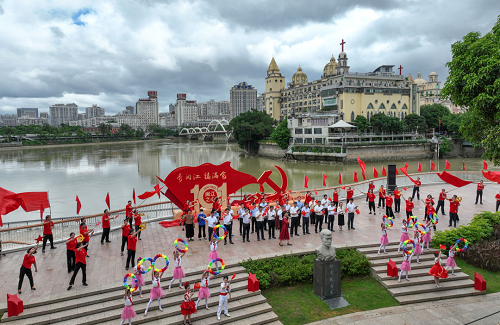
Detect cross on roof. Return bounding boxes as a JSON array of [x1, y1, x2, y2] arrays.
[[340, 39, 346, 52], [398, 65, 403, 75]]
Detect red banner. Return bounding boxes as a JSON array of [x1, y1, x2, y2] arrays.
[[138, 184, 163, 200], [338, 172, 342, 185], [437, 171, 473, 187], [322, 174, 327, 187], [482, 171, 500, 184], [76, 195, 82, 215], [373, 167, 378, 178], [382, 166, 387, 176], [399, 167, 417, 184], [304, 175, 309, 188]]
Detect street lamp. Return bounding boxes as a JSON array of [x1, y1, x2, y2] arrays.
[[428, 136, 440, 172]]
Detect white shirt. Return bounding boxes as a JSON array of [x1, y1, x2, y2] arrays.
[[223, 212, 232, 225], [133, 265, 144, 275], [259, 202, 268, 208], [337, 206, 344, 215], [268, 209, 276, 221], [206, 216, 218, 228], [285, 204, 291, 211], [255, 210, 264, 222], [152, 277, 161, 287], [277, 209, 284, 220], [448, 250, 455, 258], [251, 207, 258, 217], [220, 282, 230, 294], [328, 206, 336, 215], [401, 226, 408, 234], [381, 229, 387, 236], [210, 242, 218, 251], [302, 207, 310, 218], [238, 208, 245, 218], [346, 202, 356, 213], [290, 206, 299, 217], [201, 277, 209, 288], [314, 205, 322, 214], [124, 296, 133, 306], [174, 256, 182, 268], [321, 199, 329, 209], [241, 212, 251, 224]]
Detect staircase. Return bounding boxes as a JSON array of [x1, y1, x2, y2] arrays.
[[1, 262, 281, 325], [358, 243, 486, 305]]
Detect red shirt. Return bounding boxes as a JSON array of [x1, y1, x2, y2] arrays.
[[346, 190, 353, 200], [122, 224, 131, 237], [496, 194, 500, 201], [368, 184, 375, 191], [333, 192, 339, 202], [43, 221, 54, 235], [213, 201, 221, 211], [386, 197, 393, 208], [394, 190, 401, 199], [102, 214, 110, 229], [427, 206, 436, 215], [367, 193, 376, 202], [126, 204, 133, 217], [425, 198, 435, 206], [405, 200, 414, 212], [22, 254, 35, 269], [379, 189, 386, 198], [305, 194, 312, 204], [66, 237, 77, 251], [414, 180, 421, 187], [439, 192, 447, 201], [80, 224, 89, 242], [128, 235, 137, 251], [477, 183, 484, 191], [449, 200, 460, 214], [75, 249, 87, 265], [134, 214, 142, 226]]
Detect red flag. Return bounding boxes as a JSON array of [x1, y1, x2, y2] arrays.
[[400, 167, 417, 184], [483, 160, 488, 170], [439, 118, 441, 126], [463, 160, 465, 171], [373, 167, 379, 178], [362, 171, 366, 181], [405, 162, 409, 168], [5, 192, 50, 213], [0, 187, 22, 226], [304, 175, 309, 188], [231, 273, 236, 280], [40, 202, 45, 222], [138, 184, 164, 200], [396, 168, 399, 175], [133, 188, 136, 205], [322, 174, 327, 186], [76, 195, 82, 214], [353, 171, 358, 183], [437, 171, 472, 188], [439, 244, 447, 250], [430, 160, 435, 171], [418, 162, 422, 172], [338, 172, 342, 185], [482, 171, 500, 184], [105, 193, 110, 210], [382, 166, 387, 176], [194, 283, 201, 290], [357, 157, 366, 175], [445, 160, 451, 170]]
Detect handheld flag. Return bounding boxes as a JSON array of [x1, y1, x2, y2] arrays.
[[133, 188, 136, 205], [194, 283, 200, 290], [231, 273, 236, 280], [439, 244, 446, 250], [304, 175, 309, 188], [353, 171, 358, 183], [76, 195, 82, 214], [322, 173, 327, 187], [105, 193, 110, 210], [40, 202, 44, 222]]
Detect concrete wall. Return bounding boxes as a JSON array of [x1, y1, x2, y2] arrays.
[[445, 139, 484, 158], [258, 143, 287, 158], [345, 143, 432, 162]]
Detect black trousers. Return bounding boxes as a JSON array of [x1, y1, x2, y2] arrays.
[[82, 241, 89, 252], [239, 219, 243, 234], [310, 212, 316, 224], [126, 249, 136, 268], [328, 215, 335, 230], [128, 216, 133, 228], [369, 201, 375, 213], [42, 234, 54, 250], [290, 217, 299, 236], [386, 206, 395, 219], [67, 249, 75, 272], [449, 212, 457, 227], [395, 199, 401, 213], [264, 219, 268, 230], [18, 265, 34, 290], [268, 220, 276, 238], [242, 223, 250, 241], [302, 217, 309, 234], [347, 213, 355, 229], [121, 236, 128, 253], [208, 226, 214, 240], [315, 214, 323, 232], [497, 201, 500, 212], [278, 219, 282, 229], [412, 187, 420, 200], [70, 262, 87, 285], [224, 224, 233, 244], [436, 200, 445, 215], [475, 190, 483, 204], [251, 217, 256, 232], [323, 208, 328, 223], [378, 197, 385, 208], [198, 225, 206, 239], [406, 211, 413, 218], [134, 226, 141, 239], [256, 221, 265, 239], [101, 228, 110, 243]]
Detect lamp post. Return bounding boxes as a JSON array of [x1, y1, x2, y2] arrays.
[[428, 136, 440, 172]]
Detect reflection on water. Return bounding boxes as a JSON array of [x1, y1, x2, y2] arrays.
[[0, 139, 491, 223]]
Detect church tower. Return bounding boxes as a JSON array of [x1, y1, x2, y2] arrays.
[[264, 58, 285, 120], [336, 51, 350, 75]]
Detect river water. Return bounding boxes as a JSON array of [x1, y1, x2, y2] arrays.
[[0, 139, 490, 223]]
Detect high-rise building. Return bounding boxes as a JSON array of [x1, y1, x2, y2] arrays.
[[86, 105, 105, 118], [168, 104, 175, 113], [264, 58, 286, 120], [175, 94, 199, 126], [136, 91, 159, 127], [124, 106, 135, 114], [256, 93, 265, 112], [49, 103, 78, 126], [230, 82, 257, 119], [40, 112, 49, 119], [17, 108, 38, 118]]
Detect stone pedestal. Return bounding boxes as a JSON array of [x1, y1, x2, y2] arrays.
[[313, 258, 349, 310]]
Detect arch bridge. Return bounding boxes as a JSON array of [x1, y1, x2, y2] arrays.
[[179, 119, 233, 139]]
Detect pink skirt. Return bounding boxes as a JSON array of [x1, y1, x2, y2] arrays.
[[414, 245, 422, 256], [401, 261, 411, 272], [380, 235, 389, 245], [136, 273, 145, 286], [400, 233, 410, 242], [446, 257, 457, 268], [198, 286, 210, 299], [423, 233, 432, 243], [121, 305, 136, 320], [150, 286, 164, 300], [173, 266, 185, 279], [208, 251, 219, 262]]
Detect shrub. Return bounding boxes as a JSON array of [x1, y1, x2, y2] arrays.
[[460, 240, 500, 272]]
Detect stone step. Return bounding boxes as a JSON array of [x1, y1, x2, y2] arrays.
[[365, 249, 435, 261], [389, 279, 474, 296], [2, 267, 248, 323], [357, 243, 401, 254], [395, 287, 486, 305], [369, 254, 436, 266], [371, 259, 438, 273], [13, 280, 253, 325], [374, 266, 462, 281], [382, 272, 470, 288]]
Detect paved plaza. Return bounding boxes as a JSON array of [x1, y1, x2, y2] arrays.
[[1, 182, 499, 321]]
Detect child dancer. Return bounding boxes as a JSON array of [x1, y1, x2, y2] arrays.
[[378, 223, 389, 255], [398, 220, 409, 252], [428, 250, 448, 288], [422, 219, 433, 250], [337, 202, 345, 231], [145, 270, 165, 316], [169, 250, 185, 291], [195, 270, 214, 310], [413, 231, 422, 263], [398, 250, 412, 283], [209, 236, 221, 272], [120, 289, 136, 325], [445, 244, 457, 275], [181, 283, 197, 325], [133, 257, 145, 298], [216, 276, 231, 321]]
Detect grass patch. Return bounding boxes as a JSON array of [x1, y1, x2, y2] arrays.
[[455, 258, 500, 294], [262, 276, 398, 325]]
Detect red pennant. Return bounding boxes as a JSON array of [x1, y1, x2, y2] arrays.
[[463, 160, 465, 171], [338, 172, 342, 185], [301, 210, 306, 216], [396, 168, 399, 175], [133, 188, 136, 205], [439, 118, 441, 126], [405, 162, 409, 168], [437, 171, 472, 187], [40, 202, 45, 222], [403, 187, 407, 191], [483, 160, 488, 170], [362, 171, 366, 181], [322, 173, 327, 186], [35, 235, 44, 243], [76, 195, 82, 215], [482, 171, 500, 184], [314, 188, 318, 195], [382, 166, 387, 176], [357, 157, 366, 175], [231, 273, 236, 280], [353, 171, 358, 183], [430, 160, 435, 171], [418, 162, 422, 172], [105, 193, 110, 210], [373, 167, 379, 178], [439, 244, 447, 250], [445, 160, 451, 170], [341, 186, 346, 190], [194, 283, 201, 290], [304, 175, 309, 188]]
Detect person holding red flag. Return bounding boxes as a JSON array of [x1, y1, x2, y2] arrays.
[[332, 188, 339, 208], [394, 186, 402, 213], [448, 195, 460, 228], [126, 200, 133, 228], [401, 194, 414, 219], [385, 193, 395, 219], [436, 189, 448, 216], [496, 191, 500, 212], [412, 177, 421, 200], [346, 186, 354, 202], [67, 242, 88, 290], [18, 247, 37, 294], [66, 232, 77, 273], [42, 215, 56, 253], [125, 228, 141, 270], [133, 209, 142, 240], [475, 180, 485, 204], [378, 185, 386, 208], [366, 181, 375, 202], [359, 188, 376, 214], [120, 218, 131, 256], [100, 209, 112, 245], [79, 218, 90, 257]]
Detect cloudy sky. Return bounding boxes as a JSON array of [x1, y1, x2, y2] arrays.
[[0, 0, 498, 115]]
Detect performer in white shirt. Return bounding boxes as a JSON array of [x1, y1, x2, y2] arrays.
[[346, 199, 357, 230], [255, 207, 266, 241], [289, 201, 300, 237], [314, 202, 323, 233], [301, 205, 310, 235], [216, 276, 232, 320], [267, 206, 277, 239], [241, 208, 251, 243], [321, 195, 329, 223], [327, 201, 336, 232], [223, 208, 234, 245]]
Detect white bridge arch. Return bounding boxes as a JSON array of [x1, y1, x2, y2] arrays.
[[180, 119, 232, 139]]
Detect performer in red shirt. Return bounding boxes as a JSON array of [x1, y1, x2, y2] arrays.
[[126, 200, 134, 228], [366, 181, 375, 202], [475, 180, 485, 204], [448, 195, 460, 228], [126, 229, 141, 270], [305, 191, 312, 205], [42, 215, 56, 253], [401, 194, 414, 219], [332, 189, 339, 208], [79, 218, 90, 257], [436, 189, 447, 216], [378, 185, 386, 208], [385, 194, 395, 219], [66, 232, 77, 273], [393, 187, 401, 213], [68, 242, 88, 290], [18, 247, 37, 294], [346, 187, 354, 201], [100, 209, 112, 245], [120, 218, 131, 256], [133, 209, 143, 240], [412, 177, 421, 200], [359, 189, 376, 214], [496, 191, 500, 212], [424, 195, 435, 219]]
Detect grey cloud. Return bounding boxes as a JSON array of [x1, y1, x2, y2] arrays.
[[50, 26, 64, 38]]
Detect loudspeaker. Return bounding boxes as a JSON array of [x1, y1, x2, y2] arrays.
[[387, 164, 397, 193]]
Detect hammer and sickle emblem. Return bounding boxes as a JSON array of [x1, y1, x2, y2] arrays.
[[257, 165, 288, 202]]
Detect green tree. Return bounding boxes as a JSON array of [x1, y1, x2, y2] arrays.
[[228, 110, 277, 153], [354, 115, 369, 132], [441, 113, 463, 135], [369, 113, 404, 133], [441, 16, 500, 164], [119, 123, 132, 135], [438, 136, 452, 156], [98, 123, 111, 135], [404, 113, 428, 132], [420, 104, 451, 131], [270, 118, 291, 149], [135, 129, 145, 138]]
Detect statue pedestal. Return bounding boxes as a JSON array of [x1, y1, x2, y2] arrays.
[[313, 258, 350, 310]]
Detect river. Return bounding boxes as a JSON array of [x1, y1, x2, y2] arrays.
[[0, 139, 491, 223]]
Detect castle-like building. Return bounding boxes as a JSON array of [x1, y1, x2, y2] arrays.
[[264, 41, 421, 122]]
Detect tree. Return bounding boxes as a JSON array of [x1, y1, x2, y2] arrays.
[[441, 113, 463, 135], [404, 113, 428, 132], [135, 129, 144, 138], [354, 115, 369, 133], [441, 16, 500, 164], [369, 113, 404, 133], [98, 123, 111, 135], [228, 110, 277, 153], [119, 123, 132, 135], [270, 118, 291, 149], [419, 104, 451, 131]]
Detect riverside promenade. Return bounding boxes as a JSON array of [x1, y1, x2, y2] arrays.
[[0, 182, 499, 317]]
